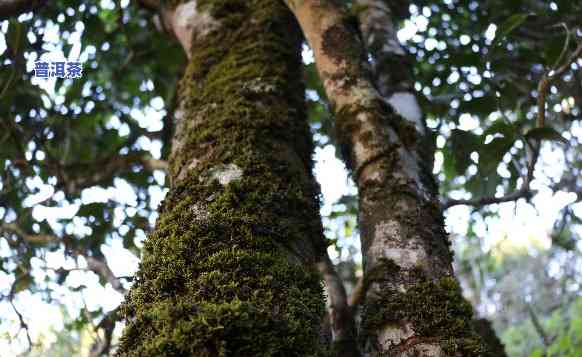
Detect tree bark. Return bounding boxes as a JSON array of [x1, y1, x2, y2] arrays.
[[356, 2, 507, 355], [117, 1, 327, 355], [284, 0, 484, 355]]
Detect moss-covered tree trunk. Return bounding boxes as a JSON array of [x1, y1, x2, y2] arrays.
[[117, 1, 327, 355], [356, 2, 506, 355], [284, 0, 485, 355]]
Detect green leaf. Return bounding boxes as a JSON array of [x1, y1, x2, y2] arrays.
[[13, 274, 33, 293], [483, 119, 515, 138], [525, 127, 568, 144], [492, 13, 531, 47]]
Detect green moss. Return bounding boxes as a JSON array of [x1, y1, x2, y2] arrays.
[[321, 23, 361, 65], [363, 257, 401, 288], [117, 1, 327, 355], [472, 318, 507, 357], [361, 259, 484, 356]]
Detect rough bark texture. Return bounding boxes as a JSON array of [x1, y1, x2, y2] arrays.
[[355, 0, 433, 166], [357, 2, 506, 356], [117, 1, 327, 355], [284, 0, 484, 355]]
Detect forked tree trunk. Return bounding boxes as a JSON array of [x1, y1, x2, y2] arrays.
[[284, 0, 485, 355], [117, 1, 327, 355]]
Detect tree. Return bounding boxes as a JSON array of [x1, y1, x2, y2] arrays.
[[1, 0, 580, 356], [116, 0, 330, 355]]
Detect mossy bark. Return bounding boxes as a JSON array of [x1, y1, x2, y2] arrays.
[[117, 1, 327, 355], [471, 319, 507, 357], [283, 0, 485, 355], [355, 2, 504, 356]]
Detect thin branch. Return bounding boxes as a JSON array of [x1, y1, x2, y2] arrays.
[[9, 299, 33, 353], [442, 187, 535, 210], [526, 304, 552, 347], [1, 224, 127, 294], [56, 152, 167, 195], [9, 273, 33, 353], [89, 309, 119, 357], [1, 223, 60, 245], [537, 40, 582, 127], [83, 255, 127, 295], [316, 254, 359, 357]]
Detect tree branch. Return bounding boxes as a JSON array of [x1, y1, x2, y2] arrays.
[[316, 254, 358, 356], [537, 40, 582, 129], [348, 276, 364, 307], [285, 1, 462, 354], [55, 152, 167, 195], [1, 223, 59, 245], [89, 308, 120, 357], [526, 304, 552, 347], [442, 187, 535, 210], [8, 271, 34, 353], [1, 224, 127, 294], [83, 255, 127, 295], [443, 37, 582, 210]]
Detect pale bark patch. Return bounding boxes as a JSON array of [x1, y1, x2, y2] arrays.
[[371, 220, 428, 269], [205, 163, 243, 186], [378, 323, 414, 350], [243, 79, 277, 94], [381, 39, 406, 56], [350, 82, 378, 107], [395, 147, 424, 189], [190, 203, 210, 221], [166, 1, 220, 58], [387, 92, 424, 134]]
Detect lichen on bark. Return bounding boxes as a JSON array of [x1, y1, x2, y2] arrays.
[[117, 1, 327, 355]]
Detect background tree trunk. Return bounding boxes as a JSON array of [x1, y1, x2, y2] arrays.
[[117, 1, 327, 355], [356, 2, 506, 355], [284, 0, 485, 355]]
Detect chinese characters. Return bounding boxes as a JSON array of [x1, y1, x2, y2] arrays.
[[34, 61, 83, 79]]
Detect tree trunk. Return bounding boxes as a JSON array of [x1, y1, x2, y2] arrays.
[[284, 0, 484, 355], [117, 1, 327, 355], [356, 2, 506, 355]]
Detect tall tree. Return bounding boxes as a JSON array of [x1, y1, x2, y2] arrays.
[[285, 0, 484, 355], [116, 0, 329, 355]]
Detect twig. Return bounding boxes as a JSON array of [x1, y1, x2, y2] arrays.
[[89, 309, 119, 357], [526, 304, 553, 347], [9, 273, 34, 353], [83, 255, 127, 295], [1, 223, 60, 245]]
